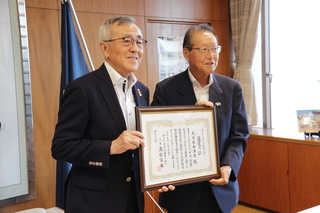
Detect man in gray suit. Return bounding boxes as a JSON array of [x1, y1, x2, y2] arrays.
[[152, 24, 249, 213]]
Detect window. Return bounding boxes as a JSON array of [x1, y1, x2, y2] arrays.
[[252, 0, 320, 132]]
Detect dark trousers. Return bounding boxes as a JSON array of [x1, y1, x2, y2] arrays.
[[195, 182, 223, 213]]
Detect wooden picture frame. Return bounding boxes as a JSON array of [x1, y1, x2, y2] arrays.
[[136, 106, 220, 191]]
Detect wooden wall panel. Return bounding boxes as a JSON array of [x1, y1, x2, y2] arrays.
[[212, 20, 230, 77], [72, 12, 106, 70], [25, 6, 60, 209], [238, 138, 290, 213], [72, 0, 145, 16], [25, 0, 59, 10], [212, 0, 229, 21], [288, 144, 320, 212], [145, 0, 214, 20]]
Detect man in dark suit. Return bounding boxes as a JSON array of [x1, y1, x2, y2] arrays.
[[152, 24, 249, 213], [52, 16, 149, 213]]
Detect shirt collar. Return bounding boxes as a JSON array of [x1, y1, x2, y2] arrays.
[[104, 61, 137, 90], [187, 68, 213, 88]]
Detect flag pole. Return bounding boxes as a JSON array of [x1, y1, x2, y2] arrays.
[[65, 0, 94, 71], [146, 191, 165, 213]]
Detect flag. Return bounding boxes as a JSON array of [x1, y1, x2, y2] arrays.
[[56, 0, 89, 209]]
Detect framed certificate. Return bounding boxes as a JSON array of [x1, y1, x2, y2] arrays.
[[136, 106, 220, 191]]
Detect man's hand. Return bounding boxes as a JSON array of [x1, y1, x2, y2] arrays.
[[158, 185, 175, 193], [209, 165, 232, 185], [111, 130, 145, 155], [195, 101, 214, 107]]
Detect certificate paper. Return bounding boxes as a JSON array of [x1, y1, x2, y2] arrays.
[[136, 106, 220, 191]]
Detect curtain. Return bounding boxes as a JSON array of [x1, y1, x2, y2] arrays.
[[230, 0, 261, 126]]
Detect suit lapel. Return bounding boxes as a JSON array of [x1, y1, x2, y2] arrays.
[[209, 74, 223, 116], [96, 65, 127, 131], [179, 71, 197, 105]]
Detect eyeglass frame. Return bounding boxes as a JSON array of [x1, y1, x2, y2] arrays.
[[186, 45, 222, 55], [103, 37, 148, 49]]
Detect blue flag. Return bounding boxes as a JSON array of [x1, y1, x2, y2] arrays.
[[60, 1, 89, 99], [56, 1, 89, 209]]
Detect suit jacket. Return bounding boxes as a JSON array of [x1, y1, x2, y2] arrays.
[[151, 70, 249, 213], [52, 64, 149, 213]]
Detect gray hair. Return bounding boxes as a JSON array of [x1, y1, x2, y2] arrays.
[[183, 23, 217, 49], [98, 16, 140, 41]]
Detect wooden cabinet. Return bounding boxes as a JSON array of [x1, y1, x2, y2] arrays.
[[238, 135, 320, 213], [238, 138, 290, 213], [288, 144, 320, 212]]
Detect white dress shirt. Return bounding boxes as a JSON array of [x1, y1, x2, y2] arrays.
[[188, 68, 213, 102], [104, 61, 137, 131]]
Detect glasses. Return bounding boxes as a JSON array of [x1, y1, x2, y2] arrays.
[[103, 37, 147, 49], [187, 45, 222, 55]]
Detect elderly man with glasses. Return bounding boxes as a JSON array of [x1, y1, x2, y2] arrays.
[[152, 23, 249, 213], [52, 16, 149, 213]]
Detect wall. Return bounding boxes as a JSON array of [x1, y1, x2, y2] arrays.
[[0, 0, 230, 212]]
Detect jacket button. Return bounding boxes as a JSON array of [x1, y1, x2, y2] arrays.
[[126, 177, 131, 182]]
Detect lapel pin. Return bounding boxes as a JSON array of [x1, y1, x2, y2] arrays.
[[137, 89, 142, 97]]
